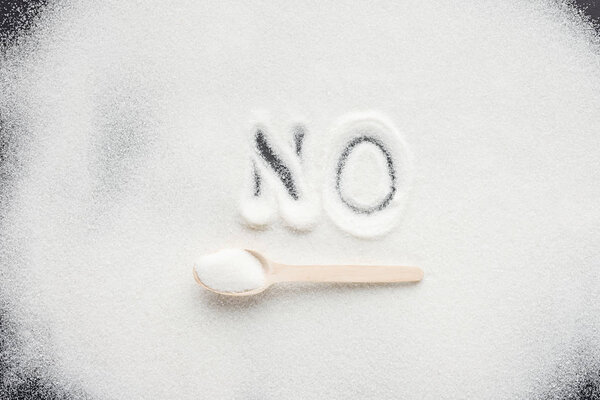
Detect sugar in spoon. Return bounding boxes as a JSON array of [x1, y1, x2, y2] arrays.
[[193, 248, 423, 296]]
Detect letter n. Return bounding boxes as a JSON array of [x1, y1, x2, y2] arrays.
[[240, 122, 318, 230]]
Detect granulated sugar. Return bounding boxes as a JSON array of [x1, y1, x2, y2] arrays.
[[0, 1, 599, 399], [194, 249, 265, 293]]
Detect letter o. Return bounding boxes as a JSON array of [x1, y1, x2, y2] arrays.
[[323, 114, 413, 238]]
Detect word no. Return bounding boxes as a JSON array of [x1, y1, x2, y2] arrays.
[[239, 113, 412, 238]]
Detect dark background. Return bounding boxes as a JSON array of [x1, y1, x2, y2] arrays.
[[1, 0, 599, 399]]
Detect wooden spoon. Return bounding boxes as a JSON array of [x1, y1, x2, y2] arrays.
[[193, 249, 423, 297]]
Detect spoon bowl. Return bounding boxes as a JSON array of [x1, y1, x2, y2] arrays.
[[193, 249, 271, 296]]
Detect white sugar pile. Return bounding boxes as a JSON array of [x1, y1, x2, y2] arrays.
[[1, 1, 600, 399], [194, 249, 265, 293]]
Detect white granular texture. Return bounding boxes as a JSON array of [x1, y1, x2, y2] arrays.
[[0, 1, 599, 400], [194, 249, 265, 293]]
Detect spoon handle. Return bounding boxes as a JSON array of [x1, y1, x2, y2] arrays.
[[270, 263, 423, 283]]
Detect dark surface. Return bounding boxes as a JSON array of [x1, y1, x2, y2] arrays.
[[580, 0, 600, 24], [0, 0, 47, 41], [1, 0, 599, 399]]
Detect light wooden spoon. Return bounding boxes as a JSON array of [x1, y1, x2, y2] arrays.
[[193, 249, 423, 297]]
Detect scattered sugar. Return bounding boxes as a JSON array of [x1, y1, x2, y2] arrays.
[[194, 249, 265, 293], [0, 1, 599, 399]]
